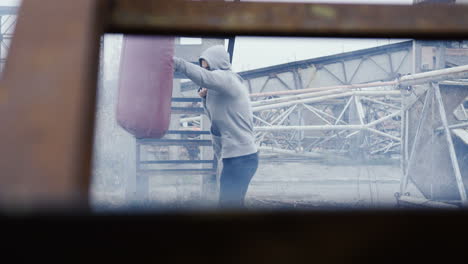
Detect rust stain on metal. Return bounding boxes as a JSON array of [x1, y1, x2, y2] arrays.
[[0, 87, 6, 104], [309, 6, 336, 19]]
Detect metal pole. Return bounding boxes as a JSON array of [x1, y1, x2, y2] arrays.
[[335, 96, 353, 125], [249, 64, 468, 98], [371, 142, 400, 155], [367, 110, 402, 127], [434, 122, 468, 133], [400, 107, 407, 188], [251, 88, 346, 107], [227, 36, 235, 64], [354, 96, 365, 125], [302, 104, 332, 125], [306, 130, 351, 150], [462, 103, 468, 119], [135, 142, 149, 202], [252, 89, 399, 109], [433, 83, 467, 204], [366, 127, 401, 142], [269, 104, 298, 125], [255, 105, 299, 172], [360, 97, 401, 109], [404, 110, 409, 164], [399, 64, 468, 86], [253, 115, 273, 126], [253, 91, 399, 112], [250, 80, 396, 98], [398, 195, 459, 209], [254, 125, 366, 132], [302, 104, 348, 125]]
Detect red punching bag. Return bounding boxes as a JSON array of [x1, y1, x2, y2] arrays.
[[116, 36, 175, 139]]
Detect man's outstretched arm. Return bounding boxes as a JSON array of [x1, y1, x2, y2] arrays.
[[174, 57, 235, 96]]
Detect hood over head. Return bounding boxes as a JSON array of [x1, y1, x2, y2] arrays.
[[199, 45, 231, 71]]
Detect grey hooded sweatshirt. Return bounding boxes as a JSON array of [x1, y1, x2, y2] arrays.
[[174, 45, 257, 159]]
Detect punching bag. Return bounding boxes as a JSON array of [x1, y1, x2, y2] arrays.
[[116, 36, 175, 139]]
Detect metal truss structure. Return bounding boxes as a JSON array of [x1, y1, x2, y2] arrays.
[[182, 41, 413, 93], [251, 65, 468, 166], [0, 7, 17, 73], [180, 38, 468, 173], [251, 86, 402, 160], [181, 40, 466, 161], [180, 41, 414, 160], [182, 65, 467, 164]]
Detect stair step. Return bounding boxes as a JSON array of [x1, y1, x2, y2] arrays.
[[140, 160, 214, 164], [138, 168, 216, 176], [137, 139, 212, 146], [166, 130, 210, 135]]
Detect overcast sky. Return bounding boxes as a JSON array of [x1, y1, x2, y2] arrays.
[[0, 0, 19, 6], [206, 0, 415, 71]]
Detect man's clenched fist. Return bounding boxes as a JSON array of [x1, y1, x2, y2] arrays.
[[198, 88, 207, 98]]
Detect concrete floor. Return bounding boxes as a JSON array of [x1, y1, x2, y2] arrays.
[[91, 157, 420, 211]]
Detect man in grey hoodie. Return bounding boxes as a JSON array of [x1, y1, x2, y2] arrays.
[[173, 45, 258, 208]]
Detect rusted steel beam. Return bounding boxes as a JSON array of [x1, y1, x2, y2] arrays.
[[108, 0, 468, 38], [0, 0, 108, 210]]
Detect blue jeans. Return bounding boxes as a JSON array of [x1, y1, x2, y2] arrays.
[[219, 152, 259, 208]]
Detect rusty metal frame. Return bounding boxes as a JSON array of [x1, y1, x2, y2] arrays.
[[2, 0, 468, 209], [108, 1, 468, 39], [3, 1, 468, 259], [0, 0, 109, 210]]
